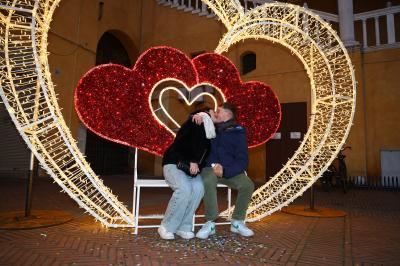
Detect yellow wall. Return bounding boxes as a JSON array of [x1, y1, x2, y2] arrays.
[[361, 49, 400, 176], [140, 0, 225, 54], [48, 0, 400, 180], [49, 0, 142, 135], [342, 50, 368, 177]]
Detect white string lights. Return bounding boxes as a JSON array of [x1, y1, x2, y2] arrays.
[[0, 0, 133, 227], [203, 0, 356, 221], [0, 0, 355, 227], [150, 80, 224, 135]]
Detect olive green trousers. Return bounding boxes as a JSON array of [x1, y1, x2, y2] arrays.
[[200, 167, 255, 221]]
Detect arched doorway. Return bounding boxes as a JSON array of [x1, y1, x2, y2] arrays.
[[84, 31, 136, 175], [95, 32, 132, 67]]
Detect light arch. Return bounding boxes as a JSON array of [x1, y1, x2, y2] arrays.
[[205, 1, 356, 221], [0, 1, 355, 227]]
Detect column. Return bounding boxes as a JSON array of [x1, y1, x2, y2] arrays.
[[386, 2, 396, 44], [338, 0, 358, 47]]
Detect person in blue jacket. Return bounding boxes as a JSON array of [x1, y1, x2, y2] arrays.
[[192, 102, 255, 239]]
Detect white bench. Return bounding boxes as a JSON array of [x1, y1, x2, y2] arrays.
[[132, 148, 232, 234]]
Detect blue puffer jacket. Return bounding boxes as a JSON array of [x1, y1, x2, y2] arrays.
[[205, 123, 249, 178]]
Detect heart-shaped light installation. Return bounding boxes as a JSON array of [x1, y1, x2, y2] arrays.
[[74, 46, 281, 156], [203, 1, 356, 221], [0, 0, 355, 227]]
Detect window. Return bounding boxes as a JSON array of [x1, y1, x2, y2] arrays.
[[241, 52, 256, 75]]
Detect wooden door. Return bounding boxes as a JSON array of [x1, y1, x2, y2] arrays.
[[266, 102, 307, 179]]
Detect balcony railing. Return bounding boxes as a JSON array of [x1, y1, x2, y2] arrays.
[[157, 0, 400, 51], [157, 0, 339, 23], [354, 3, 400, 51], [157, 0, 217, 18]]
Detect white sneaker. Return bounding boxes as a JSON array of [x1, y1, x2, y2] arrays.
[[230, 220, 254, 237], [176, 230, 195, 239], [158, 225, 174, 240], [196, 221, 216, 239]]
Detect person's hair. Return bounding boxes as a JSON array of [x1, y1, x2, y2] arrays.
[[194, 102, 213, 113], [221, 102, 237, 120]]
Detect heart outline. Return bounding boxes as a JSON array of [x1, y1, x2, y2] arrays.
[[150, 79, 226, 135]]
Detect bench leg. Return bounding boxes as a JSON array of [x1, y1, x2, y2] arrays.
[[132, 186, 137, 221], [134, 187, 141, 234], [192, 213, 195, 232], [228, 187, 232, 220]]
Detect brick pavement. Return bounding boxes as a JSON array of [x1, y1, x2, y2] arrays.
[[0, 176, 399, 266]]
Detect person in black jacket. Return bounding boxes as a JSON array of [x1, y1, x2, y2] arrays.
[[158, 107, 217, 240]]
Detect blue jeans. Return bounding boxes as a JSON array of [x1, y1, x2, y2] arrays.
[[161, 164, 204, 232]]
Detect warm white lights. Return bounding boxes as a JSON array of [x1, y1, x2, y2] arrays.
[[150, 80, 224, 135], [204, 0, 356, 221], [0, 0, 133, 227], [0, 0, 355, 227]]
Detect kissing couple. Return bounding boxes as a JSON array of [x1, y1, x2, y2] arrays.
[[158, 102, 255, 240]]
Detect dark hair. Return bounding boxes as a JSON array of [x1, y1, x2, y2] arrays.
[[221, 102, 237, 120], [194, 102, 213, 113]]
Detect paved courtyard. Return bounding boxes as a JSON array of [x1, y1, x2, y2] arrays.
[[0, 175, 399, 266]]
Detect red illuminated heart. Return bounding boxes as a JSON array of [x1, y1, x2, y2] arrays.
[[74, 46, 281, 156]]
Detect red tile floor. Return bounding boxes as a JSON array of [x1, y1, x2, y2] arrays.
[[0, 175, 399, 266]]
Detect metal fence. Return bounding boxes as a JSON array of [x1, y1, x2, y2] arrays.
[[347, 176, 400, 190]]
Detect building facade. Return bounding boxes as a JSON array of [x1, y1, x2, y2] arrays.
[[1, 0, 399, 183]]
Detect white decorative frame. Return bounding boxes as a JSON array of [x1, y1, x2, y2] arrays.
[[203, 0, 356, 221], [0, 0, 355, 227], [149, 80, 225, 135]]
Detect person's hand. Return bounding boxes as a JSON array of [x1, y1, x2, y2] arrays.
[[190, 162, 199, 175], [192, 113, 204, 125], [212, 163, 223, 177]]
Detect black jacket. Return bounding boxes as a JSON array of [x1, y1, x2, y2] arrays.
[[162, 115, 210, 168]]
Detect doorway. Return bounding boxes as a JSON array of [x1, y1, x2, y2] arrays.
[[266, 102, 308, 179], [84, 32, 133, 175]]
